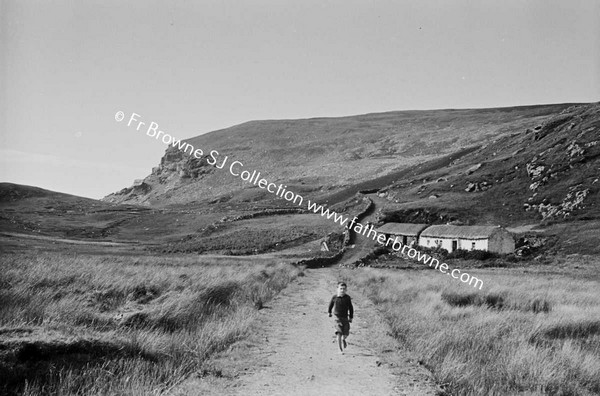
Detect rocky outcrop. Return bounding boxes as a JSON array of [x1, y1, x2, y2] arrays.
[[465, 181, 492, 192], [156, 147, 215, 180], [524, 185, 590, 220], [104, 146, 218, 205], [466, 163, 483, 174], [520, 104, 599, 220]]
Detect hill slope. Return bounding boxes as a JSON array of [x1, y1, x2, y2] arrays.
[[0, 183, 341, 257], [372, 102, 600, 254], [103, 104, 578, 206], [377, 103, 600, 223]]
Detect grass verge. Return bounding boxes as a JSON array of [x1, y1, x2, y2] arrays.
[[0, 251, 302, 395], [340, 256, 600, 395]]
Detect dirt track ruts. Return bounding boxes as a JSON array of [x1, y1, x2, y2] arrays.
[[177, 266, 441, 396], [174, 195, 440, 395], [225, 268, 439, 396]]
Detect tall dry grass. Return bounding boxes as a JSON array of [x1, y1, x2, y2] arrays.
[[341, 257, 600, 395], [0, 251, 302, 395]]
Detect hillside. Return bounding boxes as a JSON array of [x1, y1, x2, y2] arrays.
[[377, 103, 600, 222], [103, 104, 577, 206], [374, 103, 600, 254], [4, 102, 599, 256], [0, 183, 340, 257], [0, 183, 152, 245]]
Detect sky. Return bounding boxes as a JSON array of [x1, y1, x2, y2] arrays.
[[1, 0, 599, 199]]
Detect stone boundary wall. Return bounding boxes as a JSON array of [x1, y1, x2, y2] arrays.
[[346, 194, 374, 245], [220, 208, 308, 222], [297, 194, 374, 268]]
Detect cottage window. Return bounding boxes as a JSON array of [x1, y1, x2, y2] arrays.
[[471, 242, 476, 250]]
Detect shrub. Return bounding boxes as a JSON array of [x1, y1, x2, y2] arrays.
[[447, 249, 498, 260]]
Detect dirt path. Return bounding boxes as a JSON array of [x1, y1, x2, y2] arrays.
[[178, 267, 440, 396], [174, 196, 440, 395], [0, 232, 131, 246], [341, 193, 390, 265]]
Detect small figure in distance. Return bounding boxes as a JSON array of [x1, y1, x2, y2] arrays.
[[328, 282, 354, 353]]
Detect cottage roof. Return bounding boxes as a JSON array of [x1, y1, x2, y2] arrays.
[[375, 223, 429, 236], [420, 225, 506, 239]]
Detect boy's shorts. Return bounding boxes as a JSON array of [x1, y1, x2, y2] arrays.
[[334, 317, 350, 336]]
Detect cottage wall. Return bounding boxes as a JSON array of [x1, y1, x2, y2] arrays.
[[488, 229, 515, 254], [419, 236, 488, 252], [458, 238, 488, 251], [419, 236, 451, 251], [393, 225, 514, 254], [394, 234, 418, 245], [384, 234, 418, 246]]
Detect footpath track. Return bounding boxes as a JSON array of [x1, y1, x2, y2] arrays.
[[186, 267, 440, 396], [174, 194, 440, 396]]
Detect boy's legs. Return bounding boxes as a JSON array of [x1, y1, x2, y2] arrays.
[[342, 320, 350, 348], [334, 318, 346, 352]]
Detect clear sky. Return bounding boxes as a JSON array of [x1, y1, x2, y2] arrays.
[[1, 0, 599, 199]]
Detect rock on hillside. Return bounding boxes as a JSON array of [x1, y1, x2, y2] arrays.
[[103, 104, 577, 206]]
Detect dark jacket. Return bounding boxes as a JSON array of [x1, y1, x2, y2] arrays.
[[328, 294, 353, 320]]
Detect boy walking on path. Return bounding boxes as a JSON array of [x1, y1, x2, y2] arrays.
[[328, 282, 354, 353]]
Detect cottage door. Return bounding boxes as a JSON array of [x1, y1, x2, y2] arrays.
[[452, 240, 458, 252]]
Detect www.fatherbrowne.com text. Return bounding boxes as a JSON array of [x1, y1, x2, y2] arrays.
[[116, 111, 484, 289]]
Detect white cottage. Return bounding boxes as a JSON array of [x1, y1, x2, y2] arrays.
[[418, 225, 514, 254]]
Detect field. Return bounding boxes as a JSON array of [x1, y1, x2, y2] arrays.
[[0, 250, 302, 396], [340, 254, 600, 396]]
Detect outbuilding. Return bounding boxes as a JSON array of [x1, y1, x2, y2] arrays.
[[418, 225, 514, 254], [375, 223, 429, 246]]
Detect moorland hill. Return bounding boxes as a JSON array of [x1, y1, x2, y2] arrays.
[[376, 103, 600, 225], [4, 102, 599, 255], [103, 103, 578, 206]]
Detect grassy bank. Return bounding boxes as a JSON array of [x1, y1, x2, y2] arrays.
[[341, 256, 600, 395], [0, 251, 302, 395]]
